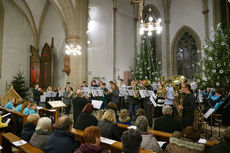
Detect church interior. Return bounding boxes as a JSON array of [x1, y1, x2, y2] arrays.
[[0, 0, 229, 153]]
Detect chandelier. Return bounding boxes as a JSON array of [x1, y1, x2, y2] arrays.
[[139, 8, 162, 36], [65, 36, 82, 56]]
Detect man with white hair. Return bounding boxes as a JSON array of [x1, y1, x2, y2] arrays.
[[153, 105, 182, 133]]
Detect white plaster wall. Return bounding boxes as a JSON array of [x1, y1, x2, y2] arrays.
[[40, 4, 66, 89], [0, 0, 34, 97], [87, 0, 113, 84]]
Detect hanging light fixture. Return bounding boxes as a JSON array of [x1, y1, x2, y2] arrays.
[[139, 8, 162, 36], [65, 36, 82, 56]]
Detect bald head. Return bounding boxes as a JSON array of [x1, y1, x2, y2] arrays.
[[55, 115, 73, 131], [162, 105, 173, 115]]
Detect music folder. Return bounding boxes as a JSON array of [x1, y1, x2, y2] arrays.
[[203, 108, 215, 119]]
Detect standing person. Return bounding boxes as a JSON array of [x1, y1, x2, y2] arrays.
[[122, 129, 142, 153], [108, 82, 120, 110], [45, 86, 53, 109], [100, 83, 109, 109], [178, 84, 195, 129], [72, 90, 89, 125], [33, 84, 43, 106], [91, 80, 98, 87], [54, 85, 62, 101], [65, 82, 73, 91], [63, 86, 73, 115], [128, 80, 139, 120], [81, 81, 88, 88], [119, 79, 126, 109], [43, 116, 81, 153]]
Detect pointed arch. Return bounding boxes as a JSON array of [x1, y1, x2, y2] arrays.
[[171, 25, 201, 78]]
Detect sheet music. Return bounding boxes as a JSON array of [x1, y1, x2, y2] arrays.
[[158, 141, 166, 148], [127, 125, 137, 130], [0, 145, 2, 150], [150, 96, 157, 107], [2, 113, 11, 118], [48, 101, 67, 108], [203, 108, 215, 119], [51, 92, 57, 98], [139, 90, 146, 98], [12, 140, 27, 146], [128, 90, 135, 96], [119, 87, 128, 97], [37, 106, 43, 110], [148, 91, 157, 99], [91, 90, 99, 97], [100, 137, 116, 145], [58, 92, 64, 97], [198, 139, 207, 144], [40, 95, 46, 102], [97, 90, 104, 97], [44, 92, 51, 98], [5, 118, 11, 124], [92, 100, 103, 109]]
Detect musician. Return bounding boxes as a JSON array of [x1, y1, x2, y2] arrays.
[[99, 83, 109, 109], [127, 80, 139, 120], [66, 82, 73, 91], [119, 79, 126, 109], [63, 86, 74, 115], [108, 82, 120, 110], [33, 84, 43, 106], [54, 85, 62, 101], [164, 80, 174, 106], [45, 86, 53, 109], [91, 80, 98, 87], [81, 81, 88, 88], [119, 79, 126, 87], [178, 84, 195, 129]]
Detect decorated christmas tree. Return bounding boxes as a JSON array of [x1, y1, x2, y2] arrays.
[[195, 23, 230, 90], [131, 37, 160, 83], [11, 71, 30, 98]]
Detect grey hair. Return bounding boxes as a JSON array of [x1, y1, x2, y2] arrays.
[[35, 117, 51, 131], [135, 116, 148, 132], [162, 105, 173, 115]]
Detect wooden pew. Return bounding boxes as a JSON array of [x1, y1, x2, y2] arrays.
[[1, 132, 43, 153], [38, 107, 57, 124], [117, 123, 218, 147], [71, 128, 155, 153], [0, 106, 28, 130]]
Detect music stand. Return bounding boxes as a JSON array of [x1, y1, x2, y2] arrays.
[[48, 101, 67, 119]]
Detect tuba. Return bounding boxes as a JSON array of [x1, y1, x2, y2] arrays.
[[157, 76, 167, 97]]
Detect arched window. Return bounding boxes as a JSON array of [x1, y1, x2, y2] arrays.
[[172, 26, 201, 79]]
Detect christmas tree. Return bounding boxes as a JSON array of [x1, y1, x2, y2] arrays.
[[195, 23, 230, 90], [131, 37, 160, 83], [11, 71, 30, 98]]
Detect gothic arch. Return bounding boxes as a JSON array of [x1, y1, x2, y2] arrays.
[[171, 25, 201, 77], [0, 0, 3, 78]]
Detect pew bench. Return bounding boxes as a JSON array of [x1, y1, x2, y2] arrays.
[[1, 132, 43, 153], [71, 128, 155, 153]]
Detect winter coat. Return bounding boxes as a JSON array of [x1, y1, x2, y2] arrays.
[[209, 141, 230, 153], [165, 137, 205, 153], [43, 129, 80, 153], [154, 114, 182, 133], [74, 112, 98, 130], [30, 130, 51, 149], [21, 123, 36, 142], [74, 144, 109, 153], [140, 132, 164, 153], [72, 97, 89, 121], [97, 119, 121, 141], [118, 115, 131, 125]]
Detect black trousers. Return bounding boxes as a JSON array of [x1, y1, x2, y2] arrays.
[[143, 99, 153, 127], [64, 104, 71, 115]]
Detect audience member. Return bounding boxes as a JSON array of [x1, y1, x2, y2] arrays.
[[21, 114, 40, 142], [122, 129, 142, 153], [4, 98, 16, 110], [74, 126, 109, 153], [74, 103, 98, 130], [118, 109, 131, 125], [107, 102, 118, 119], [154, 105, 182, 133], [165, 126, 205, 153], [135, 116, 163, 153], [209, 127, 230, 153], [136, 108, 146, 117], [30, 117, 51, 149], [14, 99, 25, 112], [44, 116, 80, 153], [97, 109, 121, 141]]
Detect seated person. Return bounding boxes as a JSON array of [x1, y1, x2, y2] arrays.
[[23, 102, 37, 115], [43, 115, 81, 153], [74, 126, 109, 153], [118, 109, 131, 125], [21, 114, 40, 142], [209, 127, 230, 153], [4, 98, 16, 110], [74, 103, 98, 130], [122, 129, 142, 153], [209, 89, 222, 106], [165, 126, 205, 153], [15, 99, 25, 112], [154, 105, 182, 133], [136, 108, 146, 117], [30, 117, 52, 149], [97, 109, 121, 141], [135, 116, 163, 153], [107, 102, 118, 119]]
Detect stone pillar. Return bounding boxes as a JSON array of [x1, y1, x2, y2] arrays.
[[202, 0, 209, 39], [112, 0, 117, 81], [163, 0, 171, 76], [133, 5, 138, 59]]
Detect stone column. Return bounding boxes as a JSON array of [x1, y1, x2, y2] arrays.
[[133, 5, 138, 59], [163, 0, 171, 76], [202, 0, 209, 39], [112, 0, 117, 81]]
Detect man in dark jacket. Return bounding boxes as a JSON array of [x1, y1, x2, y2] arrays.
[[154, 105, 182, 133], [43, 116, 80, 153], [21, 114, 40, 142], [209, 127, 230, 153], [33, 84, 43, 106]]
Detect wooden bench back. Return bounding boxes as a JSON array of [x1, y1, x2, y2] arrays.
[[1, 132, 43, 153], [1, 86, 22, 106]]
